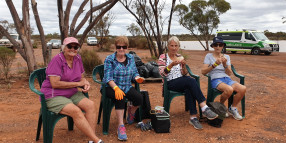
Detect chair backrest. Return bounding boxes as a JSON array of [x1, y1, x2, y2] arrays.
[[29, 68, 46, 92], [92, 64, 104, 82]]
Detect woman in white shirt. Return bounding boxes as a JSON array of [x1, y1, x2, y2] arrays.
[[158, 36, 218, 130]]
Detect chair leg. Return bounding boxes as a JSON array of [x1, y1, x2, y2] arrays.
[[36, 113, 42, 141], [241, 96, 245, 118], [102, 100, 113, 135], [163, 96, 170, 113], [67, 116, 74, 131], [43, 117, 55, 143], [97, 101, 103, 124]]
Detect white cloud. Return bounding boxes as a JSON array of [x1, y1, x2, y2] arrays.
[[1, 0, 286, 36]]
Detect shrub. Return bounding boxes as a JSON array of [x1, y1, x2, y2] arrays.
[[80, 49, 103, 75], [129, 37, 148, 49], [0, 47, 16, 80]]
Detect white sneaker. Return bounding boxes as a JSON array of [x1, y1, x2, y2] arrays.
[[228, 108, 243, 121]]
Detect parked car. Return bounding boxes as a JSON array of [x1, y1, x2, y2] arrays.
[[0, 33, 22, 47], [47, 39, 61, 49], [87, 37, 98, 46]]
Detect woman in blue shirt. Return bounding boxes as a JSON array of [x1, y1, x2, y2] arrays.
[[102, 36, 144, 141]]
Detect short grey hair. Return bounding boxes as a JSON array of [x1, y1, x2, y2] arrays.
[[167, 36, 180, 47]]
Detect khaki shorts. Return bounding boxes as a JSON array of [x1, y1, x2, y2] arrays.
[[46, 92, 86, 114]]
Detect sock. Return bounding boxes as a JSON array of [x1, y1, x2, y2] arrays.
[[97, 139, 102, 143], [201, 105, 208, 112], [230, 106, 237, 111], [190, 117, 197, 120]]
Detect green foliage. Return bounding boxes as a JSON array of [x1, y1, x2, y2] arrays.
[[174, 0, 231, 50], [0, 47, 16, 80], [80, 49, 103, 75], [127, 23, 142, 36]]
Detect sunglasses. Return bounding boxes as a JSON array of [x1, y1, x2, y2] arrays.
[[67, 44, 79, 50], [116, 46, 127, 49], [212, 43, 224, 47]]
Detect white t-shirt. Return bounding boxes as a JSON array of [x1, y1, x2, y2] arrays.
[[166, 54, 183, 81], [203, 53, 231, 80]]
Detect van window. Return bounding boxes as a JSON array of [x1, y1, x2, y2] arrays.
[[252, 32, 268, 41], [245, 33, 255, 40], [217, 32, 242, 40]]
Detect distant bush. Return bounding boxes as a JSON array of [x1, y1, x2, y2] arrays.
[[80, 49, 103, 75], [98, 38, 114, 52], [129, 37, 148, 49], [0, 47, 16, 80]]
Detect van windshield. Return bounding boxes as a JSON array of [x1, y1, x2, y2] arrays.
[[252, 32, 269, 41]]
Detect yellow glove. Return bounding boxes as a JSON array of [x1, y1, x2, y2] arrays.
[[135, 77, 145, 84], [114, 86, 125, 100]]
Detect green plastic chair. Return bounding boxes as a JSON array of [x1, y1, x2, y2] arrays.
[[206, 64, 245, 118], [92, 64, 141, 135], [163, 65, 202, 118], [29, 68, 89, 143]]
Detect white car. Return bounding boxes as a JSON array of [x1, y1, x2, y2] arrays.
[[47, 39, 61, 49], [0, 34, 21, 47], [87, 37, 98, 46]]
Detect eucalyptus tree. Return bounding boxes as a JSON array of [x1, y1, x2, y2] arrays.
[[121, 0, 177, 57], [4, 0, 119, 73], [175, 0, 230, 51]]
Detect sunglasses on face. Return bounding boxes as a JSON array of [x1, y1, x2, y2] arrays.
[[67, 44, 79, 50], [116, 46, 127, 49], [212, 43, 224, 47]]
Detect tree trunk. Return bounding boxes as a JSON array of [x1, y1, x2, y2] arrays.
[[31, 0, 50, 65], [6, 0, 36, 73]]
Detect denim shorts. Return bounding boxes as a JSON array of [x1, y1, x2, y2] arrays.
[[211, 77, 236, 89]]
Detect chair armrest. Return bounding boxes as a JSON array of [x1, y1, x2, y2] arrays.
[[186, 65, 200, 87], [231, 65, 245, 85]]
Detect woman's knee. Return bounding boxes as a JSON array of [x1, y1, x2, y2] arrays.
[[223, 86, 233, 96], [237, 85, 246, 94], [84, 100, 96, 112]]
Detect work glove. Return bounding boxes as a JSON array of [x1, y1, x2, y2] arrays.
[[114, 86, 125, 100], [135, 76, 145, 84], [136, 121, 152, 131]]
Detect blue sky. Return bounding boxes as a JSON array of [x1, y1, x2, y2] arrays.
[[1, 0, 286, 35]]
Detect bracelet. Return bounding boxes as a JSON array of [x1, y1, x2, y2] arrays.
[[166, 66, 171, 71], [113, 86, 118, 90], [213, 62, 219, 67]]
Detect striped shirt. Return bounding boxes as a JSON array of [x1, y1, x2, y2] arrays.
[[103, 52, 139, 93]]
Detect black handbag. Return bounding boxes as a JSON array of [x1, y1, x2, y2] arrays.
[[150, 110, 170, 133]]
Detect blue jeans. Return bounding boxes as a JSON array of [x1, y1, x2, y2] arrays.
[[167, 76, 206, 115]]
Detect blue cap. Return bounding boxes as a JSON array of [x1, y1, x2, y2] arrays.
[[210, 37, 226, 47]]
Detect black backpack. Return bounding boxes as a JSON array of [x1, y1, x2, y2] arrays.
[[135, 90, 151, 122], [206, 102, 227, 128]]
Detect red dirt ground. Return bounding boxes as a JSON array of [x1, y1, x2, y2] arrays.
[[0, 45, 286, 143]]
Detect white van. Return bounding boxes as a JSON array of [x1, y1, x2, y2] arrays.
[[216, 30, 279, 55]]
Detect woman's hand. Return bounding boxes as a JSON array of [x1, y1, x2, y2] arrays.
[[114, 86, 125, 100], [171, 60, 180, 67], [82, 79, 90, 93], [135, 76, 145, 83], [221, 55, 227, 67], [215, 58, 222, 65]]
